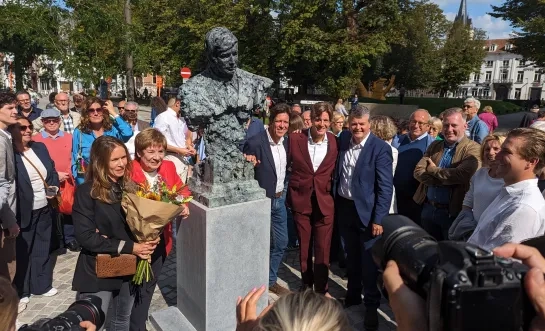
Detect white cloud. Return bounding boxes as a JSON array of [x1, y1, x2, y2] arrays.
[[444, 12, 457, 21], [472, 14, 512, 39]]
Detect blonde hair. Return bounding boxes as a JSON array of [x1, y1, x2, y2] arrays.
[[0, 276, 18, 331], [481, 134, 506, 167], [134, 128, 167, 160], [429, 117, 442, 131], [482, 105, 493, 113], [332, 111, 345, 123], [256, 291, 350, 331], [370, 115, 397, 141]]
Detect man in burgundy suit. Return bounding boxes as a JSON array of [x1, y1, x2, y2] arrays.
[[287, 102, 338, 296]]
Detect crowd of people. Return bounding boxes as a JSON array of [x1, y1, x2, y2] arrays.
[[2, 88, 545, 331]]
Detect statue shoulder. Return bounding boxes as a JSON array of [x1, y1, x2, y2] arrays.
[[237, 69, 273, 88]]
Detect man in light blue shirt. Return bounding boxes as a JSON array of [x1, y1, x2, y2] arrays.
[[463, 97, 489, 144]]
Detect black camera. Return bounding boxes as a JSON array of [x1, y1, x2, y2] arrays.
[[19, 295, 105, 331], [372, 215, 535, 331]]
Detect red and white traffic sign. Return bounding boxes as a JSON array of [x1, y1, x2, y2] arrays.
[[180, 67, 191, 79]]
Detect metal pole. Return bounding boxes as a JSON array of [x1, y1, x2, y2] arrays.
[[124, 0, 135, 101]]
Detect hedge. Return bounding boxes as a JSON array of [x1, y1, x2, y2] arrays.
[[357, 97, 522, 116]]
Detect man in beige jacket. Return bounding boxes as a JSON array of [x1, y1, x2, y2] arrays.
[[33, 92, 81, 134], [413, 107, 481, 240]]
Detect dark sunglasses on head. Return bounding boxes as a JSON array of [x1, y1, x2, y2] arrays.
[[19, 125, 33, 131], [42, 118, 60, 124]]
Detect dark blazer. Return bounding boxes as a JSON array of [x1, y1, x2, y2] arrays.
[[287, 130, 338, 217], [14, 141, 59, 229], [137, 119, 150, 131], [72, 181, 136, 293], [244, 130, 289, 199], [334, 132, 393, 227]]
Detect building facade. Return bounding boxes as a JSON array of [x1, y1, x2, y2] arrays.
[[457, 39, 544, 101]]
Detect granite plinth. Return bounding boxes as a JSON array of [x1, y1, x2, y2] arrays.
[[151, 198, 270, 331]]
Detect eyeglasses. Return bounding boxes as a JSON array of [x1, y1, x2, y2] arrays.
[[19, 125, 33, 131], [334, 121, 344, 125], [87, 108, 103, 114], [56, 100, 69, 103], [42, 118, 60, 124], [124, 109, 137, 113], [409, 120, 429, 127], [462, 105, 472, 109]]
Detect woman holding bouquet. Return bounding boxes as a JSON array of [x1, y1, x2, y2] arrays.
[[71, 97, 133, 186], [72, 136, 158, 331], [129, 128, 190, 330]]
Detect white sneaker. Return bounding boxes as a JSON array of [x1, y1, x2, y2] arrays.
[[18, 301, 27, 313], [42, 288, 58, 297], [20, 296, 30, 304]]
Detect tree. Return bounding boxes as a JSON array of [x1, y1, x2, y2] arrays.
[[434, 21, 486, 96], [0, 0, 63, 90], [276, 0, 401, 97], [381, 2, 450, 90], [491, 0, 545, 67]]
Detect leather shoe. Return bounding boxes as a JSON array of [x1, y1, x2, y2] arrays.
[[269, 283, 291, 296], [66, 241, 81, 252], [364, 308, 379, 331]]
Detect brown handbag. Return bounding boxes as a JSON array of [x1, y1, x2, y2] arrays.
[[95, 254, 137, 278]]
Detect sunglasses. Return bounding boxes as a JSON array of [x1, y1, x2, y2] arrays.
[[42, 118, 60, 124], [87, 107, 103, 114], [19, 125, 33, 131], [124, 109, 137, 113]]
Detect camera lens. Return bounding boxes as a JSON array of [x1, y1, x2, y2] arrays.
[[39, 295, 105, 330], [372, 215, 439, 295]]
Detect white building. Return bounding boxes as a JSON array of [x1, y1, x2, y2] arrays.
[[457, 39, 544, 101]]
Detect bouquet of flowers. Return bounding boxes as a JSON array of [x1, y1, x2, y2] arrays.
[[122, 175, 192, 285]]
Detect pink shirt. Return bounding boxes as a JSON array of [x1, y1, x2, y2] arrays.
[[33, 131, 72, 173], [478, 112, 498, 132]]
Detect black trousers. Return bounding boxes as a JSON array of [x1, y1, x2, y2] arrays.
[[130, 237, 166, 331], [336, 196, 381, 309], [395, 191, 423, 225], [15, 206, 54, 297]]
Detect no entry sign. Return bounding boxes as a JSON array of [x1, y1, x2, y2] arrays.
[[180, 67, 191, 79]]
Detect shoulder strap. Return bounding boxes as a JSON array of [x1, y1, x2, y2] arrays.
[[22, 152, 49, 188]]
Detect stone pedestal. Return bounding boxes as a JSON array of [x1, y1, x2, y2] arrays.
[[151, 198, 270, 331]]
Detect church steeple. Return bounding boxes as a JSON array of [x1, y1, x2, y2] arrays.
[[455, 0, 472, 26]]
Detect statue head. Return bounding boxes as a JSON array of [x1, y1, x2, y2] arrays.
[[205, 27, 239, 79]]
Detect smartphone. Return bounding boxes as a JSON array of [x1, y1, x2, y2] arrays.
[[46, 186, 59, 197]]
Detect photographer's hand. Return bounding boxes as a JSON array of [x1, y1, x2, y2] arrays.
[[80, 321, 96, 331], [494, 243, 545, 329], [383, 260, 427, 331]]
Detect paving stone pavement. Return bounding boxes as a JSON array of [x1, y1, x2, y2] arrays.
[[18, 245, 397, 331]]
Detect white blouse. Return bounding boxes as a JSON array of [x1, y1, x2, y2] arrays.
[[22, 149, 48, 210]]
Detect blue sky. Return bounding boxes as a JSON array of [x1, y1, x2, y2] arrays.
[[430, 0, 512, 39]]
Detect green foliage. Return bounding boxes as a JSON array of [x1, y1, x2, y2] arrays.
[[358, 97, 521, 116], [381, 1, 450, 90], [491, 0, 545, 67], [276, 0, 401, 97], [433, 21, 487, 95], [0, 0, 63, 90]]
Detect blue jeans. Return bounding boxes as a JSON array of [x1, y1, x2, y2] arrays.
[[269, 192, 288, 287], [421, 202, 455, 241]]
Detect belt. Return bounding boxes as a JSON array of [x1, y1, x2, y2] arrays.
[[426, 199, 449, 209], [274, 191, 283, 198]]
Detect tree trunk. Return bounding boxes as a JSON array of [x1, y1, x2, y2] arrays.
[[13, 53, 24, 91], [124, 0, 135, 101]]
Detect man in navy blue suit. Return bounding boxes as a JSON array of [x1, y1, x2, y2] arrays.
[[243, 103, 291, 296], [335, 105, 393, 330]]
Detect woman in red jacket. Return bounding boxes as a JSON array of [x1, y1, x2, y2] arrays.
[[129, 128, 190, 330]]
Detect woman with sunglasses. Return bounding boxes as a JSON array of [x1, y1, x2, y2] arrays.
[[71, 97, 133, 185], [9, 116, 59, 312]]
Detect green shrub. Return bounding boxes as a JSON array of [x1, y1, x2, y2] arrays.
[[357, 97, 522, 116]]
